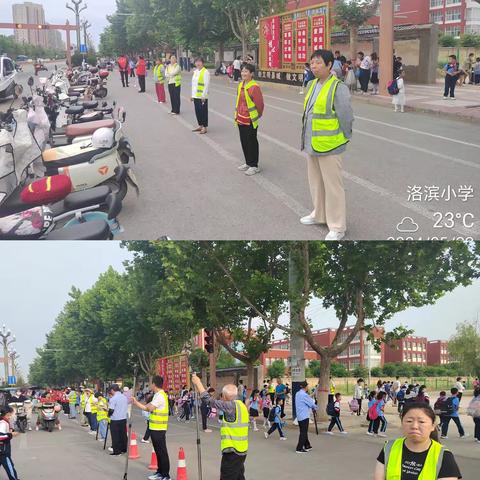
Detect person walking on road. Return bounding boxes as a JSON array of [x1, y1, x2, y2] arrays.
[[454, 377, 465, 402], [191, 57, 210, 134], [0, 406, 20, 480], [201, 387, 215, 433], [392, 68, 406, 113], [68, 388, 77, 419], [300, 49, 353, 241], [118, 54, 129, 87], [443, 55, 460, 100], [79, 388, 89, 427], [153, 59, 166, 103], [166, 55, 182, 115], [129, 58, 136, 78], [133, 375, 171, 480], [264, 401, 286, 440], [440, 388, 466, 439], [136, 56, 147, 93], [233, 56, 242, 82], [192, 373, 249, 480], [354, 378, 364, 416], [235, 63, 264, 177], [374, 402, 462, 480], [326, 392, 347, 434], [107, 384, 128, 456], [294, 380, 318, 453]]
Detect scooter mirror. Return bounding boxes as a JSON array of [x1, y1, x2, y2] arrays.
[[27, 76, 34, 87], [122, 111, 127, 122]]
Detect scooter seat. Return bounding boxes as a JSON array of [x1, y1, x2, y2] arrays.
[[65, 119, 115, 138], [69, 87, 86, 92], [43, 145, 110, 169], [77, 111, 104, 123], [47, 220, 111, 240], [68, 91, 81, 97], [49, 185, 110, 217], [66, 105, 84, 115], [95, 107, 113, 114], [80, 100, 99, 109]]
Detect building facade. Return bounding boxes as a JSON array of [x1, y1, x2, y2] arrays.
[[427, 340, 451, 365], [12, 2, 47, 47], [47, 26, 65, 51], [384, 335, 428, 366]]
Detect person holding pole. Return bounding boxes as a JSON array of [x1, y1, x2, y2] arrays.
[[107, 384, 128, 456], [294, 380, 318, 453], [132, 375, 171, 480], [191, 373, 249, 480]]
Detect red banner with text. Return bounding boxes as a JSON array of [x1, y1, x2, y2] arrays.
[[296, 19, 308, 64], [311, 15, 326, 51], [263, 15, 281, 69], [157, 354, 189, 392], [283, 21, 293, 64]]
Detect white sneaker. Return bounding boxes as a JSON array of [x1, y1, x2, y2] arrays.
[[264, 432, 269, 439], [108, 447, 114, 452], [366, 432, 374, 436], [148, 474, 162, 480], [325, 231, 345, 241], [89, 430, 96, 435], [280, 437, 287, 440], [141, 439, 150, 443], [35, 425, 39, 431], [299, 91, 304, 95], [98, 438, 104, 442], [300, 215, 322, 226], [204, 429, 212, 433], [324, 431, 333, 435], [58, 425, 62, 431], [254, 428, 259, 431], [340, 431, 348, 435], [442, 96, 448, 100], [440, 436, 448, 439], [449, 97, 456, 100], [245, 167, 260, 176], [377, 433, 387, 437], [237, 164, 249, 171]]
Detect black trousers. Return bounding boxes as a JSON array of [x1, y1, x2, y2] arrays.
[[120, 70, 129, 87], [234, 69, 241, 82], [150, 430, 170, 477], [220, 452, 246, 480], [238, 124, 259, 168], [296, 418, 311, 451], [143, 421, 151, 441], [444, 75, 457, 98], [130, 69, 135, 78], [474, 417, 480, 440], [359, 68, 371, 92], [110, 419, 127, 454], [138, 75, 146, 92], [194, 98, 208, 127], [357, 398, 363, 415], [201, 402, 209, 430], [168, 84, 181, 113], [0, 454, 18, 480]]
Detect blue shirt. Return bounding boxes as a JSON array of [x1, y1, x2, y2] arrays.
[[295, 389, 317, 421], [376, 399, 385, 417], [275, 383, 286, 399], [273, 405, 282, 424], [450, 396, 460, 417], [108, 391, 128, 420]]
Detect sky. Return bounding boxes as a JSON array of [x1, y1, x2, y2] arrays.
[[1, 242, 479, 379], [0, 0, 117, 47]]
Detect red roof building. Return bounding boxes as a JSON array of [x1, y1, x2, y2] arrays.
[[384, 335, 428, 366]]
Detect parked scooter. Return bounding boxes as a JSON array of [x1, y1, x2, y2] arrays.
[[8, 402, 28, 433], [36, 403, 60, 432]]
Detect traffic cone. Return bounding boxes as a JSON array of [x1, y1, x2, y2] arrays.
[[128, 430, 140, 459], [148, 448, 158, 470], [176, 447, 188, 480]]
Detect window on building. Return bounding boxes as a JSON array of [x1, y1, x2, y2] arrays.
[[465, 25, 480, 34], [394, 0, 401, 14], [430, 0, 444, 7], [466, 8, 480, 21], [430, 11, 444, 23], [445, 0, 461, 5], [445, 25, 461, 35], [445, 9, 461, 22], [350, 344, 360, 356]]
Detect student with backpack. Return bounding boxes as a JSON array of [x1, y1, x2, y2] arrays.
[[246, 389, 260, 431], [366, 391, 377, 435], [371, 392, 388, 437], [433, 390, 449, 432], [326, 393, 347, 434], [0, 406, 20, 480], [264, 401, 286, 440], [440, 388, 466, 439], [262, 394, 272, 429], [390, 68, 406, 112], [415, 385, 430, 405], [467, 387, 480, 442]]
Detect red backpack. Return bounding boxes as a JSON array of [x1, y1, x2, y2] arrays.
[[368, 401, 380, 420]]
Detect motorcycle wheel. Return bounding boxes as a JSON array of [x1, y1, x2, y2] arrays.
[[47, 422, 53, 432], [18, 419, 26, 433], [102, 178, 128, 201], [95, 87, 108, 98]]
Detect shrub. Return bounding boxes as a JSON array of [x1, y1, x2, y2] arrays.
[[439, 35, 458, 47]]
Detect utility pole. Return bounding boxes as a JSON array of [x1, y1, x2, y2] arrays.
[[379, 0, 394, 96], [9, 350, 19, 380], [66, 0, 87, 52], [0, 325, 15, 384]]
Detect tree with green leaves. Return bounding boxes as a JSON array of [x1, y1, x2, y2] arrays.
[[335, 0, 380, 61], [267, 360, 286, 379], [448, 320, 480, 377]]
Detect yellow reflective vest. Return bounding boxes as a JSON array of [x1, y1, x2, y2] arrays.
[[235, 80, 260, 129], [149, 390, 169, 431], [303, 75, 349, 154], [96, 396, 109, 422], [220, 400, 249, 454], [384, 438, 446, 479], [68, 391, 77, 405], [80, 393, 86, 409], [194, 67, 207, 98], [154, 64, 164, 84]]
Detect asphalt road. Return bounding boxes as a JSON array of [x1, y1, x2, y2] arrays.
[[2, 63, 479, 241], [14, 408, 480, 480]]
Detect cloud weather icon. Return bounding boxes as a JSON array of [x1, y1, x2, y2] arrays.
[[396, 217, 419, 233]]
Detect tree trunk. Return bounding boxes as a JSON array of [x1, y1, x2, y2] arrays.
[[350, 26, 358, 64], [218, 41, 225, 64], [241, 37, 248, 60], [316, 355, 332, 421]]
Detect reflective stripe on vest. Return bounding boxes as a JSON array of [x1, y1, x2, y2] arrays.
[[303, 76, 349, 153], [96, 397, 109, 422], [384, 438, 446, 480], [235, 80, 260, 129], [195, 67, 207, 98], [220, 400, 249, 453], [149, 390, 169, 431], [154, 64, 164, 84], [80, 393, 86, 408], [68, 393, 76, 404]]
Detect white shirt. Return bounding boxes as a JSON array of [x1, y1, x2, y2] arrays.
[[166, 64, 181, 85], [233, 59, 241, 70], [455, 381, 465, 392], [360, 56, 372, 70], [191, 67, 210, 99], [151, 390, 166, 410]]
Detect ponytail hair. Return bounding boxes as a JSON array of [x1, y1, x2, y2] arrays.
[[401, 402, 439, 442]]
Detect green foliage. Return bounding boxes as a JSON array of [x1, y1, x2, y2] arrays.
[[71, 53, 97, 67], [370, 367, 383, 377], [216, 347, 237, 369], [0, 34, 64, 59], [331, 363, 348, 377], [352, 366, 369, 378], [335, 0, 380, 28], [396, 363, 413, 378], [448, 321, 480, 377], [439, 35, 458, 47], [459, 34, 480, 48], [267, 360, 286, 379], [189, 348, 209, 372]]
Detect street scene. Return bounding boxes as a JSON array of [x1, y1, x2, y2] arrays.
[[0, 0, 479, 240], [2, 241, 480, 480]]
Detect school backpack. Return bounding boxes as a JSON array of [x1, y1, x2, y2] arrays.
[[387, 79, 400, 95], [268, 406, 277, 421], [348, 398, 359, 413], [396, 389, 405, 401], [326, 401, 336, 417], [434, 397, 454, 416], [368, 401, 380, 421]]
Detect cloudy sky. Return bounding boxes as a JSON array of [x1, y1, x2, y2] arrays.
[[0, 0, 117, 46], [1, 242, 479, 378]]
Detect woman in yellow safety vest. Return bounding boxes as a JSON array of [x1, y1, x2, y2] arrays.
[[95, 392, 109, 441], [374, 402, 462, 480], [153, 59, 166, 103], [234, 63, 264, 176], [166, 55, 182, 115], [300, 49, 353, 241]]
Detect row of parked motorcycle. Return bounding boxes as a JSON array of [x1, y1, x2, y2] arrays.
[[0, 65, 139, 240], [9, 399, 61, 433]]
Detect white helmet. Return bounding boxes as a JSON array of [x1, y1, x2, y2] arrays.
[[92, 127, 114, 149]]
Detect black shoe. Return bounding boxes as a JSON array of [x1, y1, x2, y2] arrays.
[[296, 449, 308, 453], [110, 453, 121, 456], [305, 447, 313, 451]]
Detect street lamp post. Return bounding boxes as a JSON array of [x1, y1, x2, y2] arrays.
[[8, 350, 19, 380], [81, 19, 91, 55], [0, 325, 15, 384], [66, 0, 87, 52]]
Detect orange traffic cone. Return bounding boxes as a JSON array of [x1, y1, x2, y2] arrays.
[[176, 447, 188, 480], [148, 448, 158, 470], [128, 430, 140, 459]]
